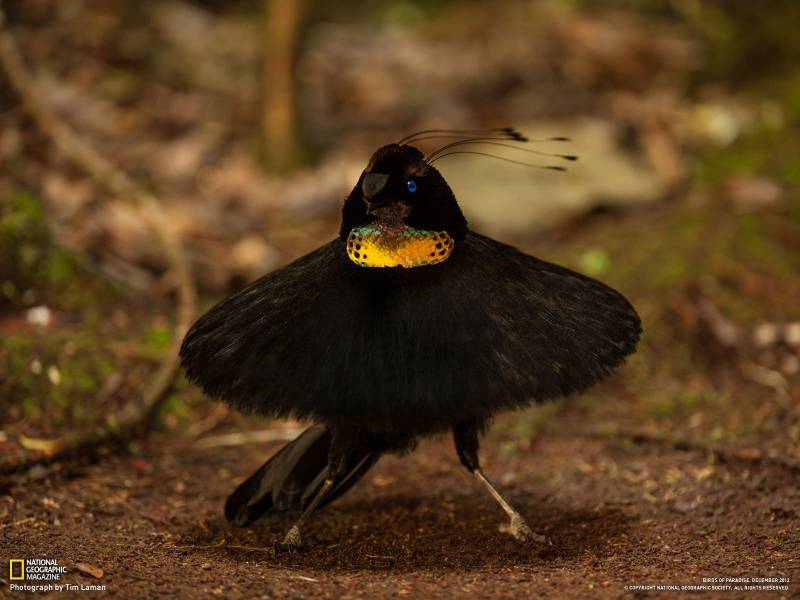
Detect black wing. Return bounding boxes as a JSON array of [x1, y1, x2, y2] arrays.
[[224, 425, 379, 527]]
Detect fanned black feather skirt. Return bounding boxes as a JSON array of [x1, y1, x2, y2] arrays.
[[180, 232, 641, 434]]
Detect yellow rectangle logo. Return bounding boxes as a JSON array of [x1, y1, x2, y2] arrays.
[[9, 559, 25, 580]]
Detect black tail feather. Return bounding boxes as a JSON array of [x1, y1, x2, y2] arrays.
[[224, 425, 380, 527]]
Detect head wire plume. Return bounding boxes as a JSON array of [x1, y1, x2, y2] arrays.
[[418, 130, 576, 172], [397, 127, 529, 145]]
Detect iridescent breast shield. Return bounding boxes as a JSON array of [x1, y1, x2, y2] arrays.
[[346, 223, 454, 268]]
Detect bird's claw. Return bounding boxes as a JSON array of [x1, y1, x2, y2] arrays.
[[273, 525, 303, 553], [499, 515, 551, 545]]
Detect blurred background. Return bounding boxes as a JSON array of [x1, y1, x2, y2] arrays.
[[1, 0, 799, 472]]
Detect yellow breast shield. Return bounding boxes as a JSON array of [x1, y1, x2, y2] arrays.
[[346, 224, 454, 268]]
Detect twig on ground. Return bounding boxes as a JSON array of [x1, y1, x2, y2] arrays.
[[742, 362, 790, 405], [167, 540, 227, 551], [183, 405, 231, 439], [0, 516, 39, 529], [192, 428, 304, 450], [168, 540, 273, 553], [0, 3, 198, 476], [225, 544, 274, 553], [697, 298, 742, 348], [586, 427, 800, 474]]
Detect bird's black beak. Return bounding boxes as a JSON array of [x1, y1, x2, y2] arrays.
[[362, 172, 390, 214], [362, 172, 389, 199]]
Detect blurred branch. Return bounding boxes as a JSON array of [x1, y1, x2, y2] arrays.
[[262, 0, 303, 170], [0, 3, 198, 475]]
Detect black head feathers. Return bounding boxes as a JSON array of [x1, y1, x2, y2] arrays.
[[339, 144, 468, 242]]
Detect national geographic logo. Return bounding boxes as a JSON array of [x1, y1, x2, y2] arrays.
[[9, 560, 24, 581], [7, 559, 106, 593], [8, 559, 66, 581]]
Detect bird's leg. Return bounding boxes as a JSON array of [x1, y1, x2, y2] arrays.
[[276, 426, 360, 552], [452, 420, 550, 544]]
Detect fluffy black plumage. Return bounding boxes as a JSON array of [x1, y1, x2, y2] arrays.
[[181, 232, 639, 433], [180, 140, 641, 540]]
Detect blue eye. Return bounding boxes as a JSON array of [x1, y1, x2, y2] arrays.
[[406, 179, 417, 193]]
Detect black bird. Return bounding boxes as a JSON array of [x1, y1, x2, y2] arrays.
[[180, 128, 641, 549]]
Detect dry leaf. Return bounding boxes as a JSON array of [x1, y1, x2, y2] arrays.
[[41, 497, 61, 509], [75, 562, 104, 579], [371, 475, 396, 487], [18, 435, 63, 456]]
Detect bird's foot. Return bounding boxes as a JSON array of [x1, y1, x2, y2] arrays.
[[499, 514, 551, 545], [273, 525, 303, 553]]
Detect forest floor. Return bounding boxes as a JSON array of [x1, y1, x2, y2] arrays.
[[2, 398, 798, 599], [3, 196, 800, 598]]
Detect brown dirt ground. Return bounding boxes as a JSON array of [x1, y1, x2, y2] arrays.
[[2, 410, 798, 600]]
